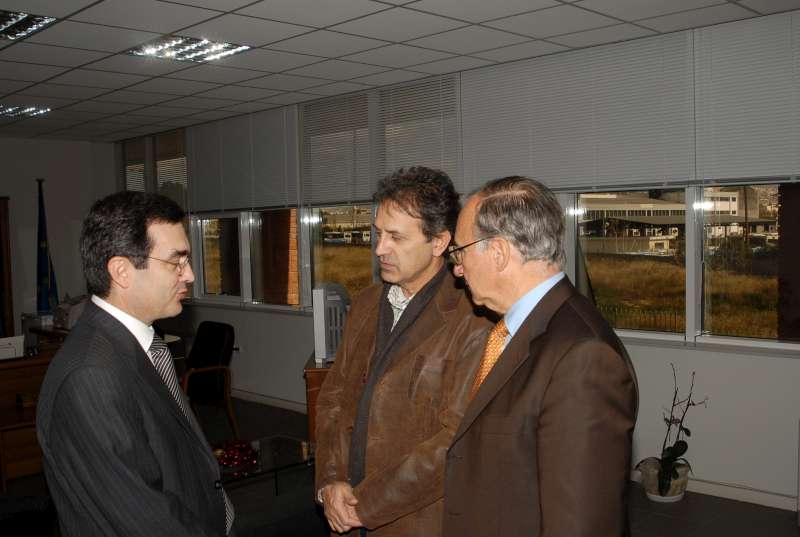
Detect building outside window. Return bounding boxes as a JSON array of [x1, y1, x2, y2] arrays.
[[250, 208, 300, 306], [577, 190, 686, 333], [200, 216, 240, 297]]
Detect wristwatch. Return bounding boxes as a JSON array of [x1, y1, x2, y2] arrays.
[[316, 486, 325, 505]]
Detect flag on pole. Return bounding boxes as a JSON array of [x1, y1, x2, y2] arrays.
[[36, 178, 59, 313]]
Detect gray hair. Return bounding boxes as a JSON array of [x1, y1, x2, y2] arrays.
[[472, 176, 565, 268]]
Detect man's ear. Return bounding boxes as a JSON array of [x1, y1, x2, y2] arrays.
[[490, 237, 512, 272], [431, 230, 452, 257], [107, 256, 133, 290]]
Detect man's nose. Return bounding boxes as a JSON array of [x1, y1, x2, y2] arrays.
[[182, 263, 196, 284]]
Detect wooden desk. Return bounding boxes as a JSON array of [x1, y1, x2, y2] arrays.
[[0, 350, 56, 491], [303, 357, 331, 444]]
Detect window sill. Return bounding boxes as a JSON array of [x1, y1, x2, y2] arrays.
[[182, 298, 311, 317], [614, 328, 800, 357]]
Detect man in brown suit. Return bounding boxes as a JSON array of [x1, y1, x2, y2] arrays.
[[315, 167, 489, 536], [444, 176, 638, 537]]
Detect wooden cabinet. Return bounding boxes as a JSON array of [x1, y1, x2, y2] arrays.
[[303, 357, 330, 444]]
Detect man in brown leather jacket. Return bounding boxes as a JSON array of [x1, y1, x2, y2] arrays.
[[315, 167, 490, 536]]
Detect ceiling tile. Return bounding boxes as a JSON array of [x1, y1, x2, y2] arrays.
[[739, 0, 800, 14], [0, 0, 97, 18], [48, 69, 149, 89], [486, 4, 618, 38], [28, 21, 161, 53], [167, 95, 241, 109], [197, 85, 281, 100], [330, 7, 466, 41], [71, 0, 218, 34], [238, 0, 387, 27], [408, 55, 493, 74], [408, 25, 528, 54], [306, 81, 372, 95], [473, 40, 567, 61], [19, 83, 110, 100], [238, 73, 330, 90], [181, 14, 309, 47], [87, 54, 187, 76], [550, 23, 655, 48], [0, 43, 108, 67], [160, 0, 255, 10], [154, 117, 208, 127], [94, 90, 176, 105], [135, 105, 197, 118], [343, 44, 453, 67], [169, 64, 263, 84], [1, 94, 77, 109], [0, 79, 33, 95], [216, 48, 323, 72], [220, 101, 276, 113], [23, 117, 85, 129], [106, 114, 164, 125], [66, 101, 143, 114], [261, 92, 318, 105], [287, 59, 386, 79], [575, 0, 723, 21], [267, 30, 386, 57], [638, 4, 754, 32], [0, 61, 68, 82], [412, 0, 557, 23], [350, 69, 426, 85], [128, 78, 222, 95], [186, 109, 241, 120], [44, 109, 109, 121]]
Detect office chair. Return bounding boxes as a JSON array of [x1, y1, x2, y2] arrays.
[[180, 321, 240, 439]]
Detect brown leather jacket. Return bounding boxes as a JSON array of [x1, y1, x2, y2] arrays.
[[315, 271, 490, 536]]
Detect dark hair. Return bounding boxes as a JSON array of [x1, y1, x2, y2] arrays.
[[80, 191, 185, 297], [473, 176, 565, 268], [373, 166, 460, 240]]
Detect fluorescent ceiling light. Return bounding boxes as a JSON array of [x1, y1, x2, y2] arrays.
[[0, 9, 56, 41], [127, 36, 250, 63], [0, 104, 51, 118]]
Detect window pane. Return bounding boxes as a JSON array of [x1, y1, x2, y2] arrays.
[[201, 217, 240, 296], [124, 138, 145, 192], [250, 208, 300, 305], [578, 190, 686, 333], [156, 130, 187, 209], [311, 204, 373, 298], [702, 184, 797, 341]]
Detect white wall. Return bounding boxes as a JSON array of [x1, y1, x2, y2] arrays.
[[0, 136, 117, 333]]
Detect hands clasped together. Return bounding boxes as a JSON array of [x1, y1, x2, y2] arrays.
[[322, 481, 364, 534]]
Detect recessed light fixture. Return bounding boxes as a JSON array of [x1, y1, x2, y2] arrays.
[[127, 36, 250, 63], [0, 9, 57, 41], [0, 105, 51, 118]]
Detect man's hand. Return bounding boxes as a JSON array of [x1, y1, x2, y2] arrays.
[[321, 481, 363, 533]]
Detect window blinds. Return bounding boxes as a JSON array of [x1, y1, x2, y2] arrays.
[[461, 31, 695, 192]]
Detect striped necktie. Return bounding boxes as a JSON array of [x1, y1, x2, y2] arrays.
[[149, 334, 235, 535], [470, 319, 509, 399]]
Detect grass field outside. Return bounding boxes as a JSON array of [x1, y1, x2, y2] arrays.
[[314, 245, 374, 298]]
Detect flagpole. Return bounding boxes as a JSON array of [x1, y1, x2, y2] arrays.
[[36, 178, 59, 313]]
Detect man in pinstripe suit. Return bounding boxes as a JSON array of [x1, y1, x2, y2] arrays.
[[37, 191, 234, 537]]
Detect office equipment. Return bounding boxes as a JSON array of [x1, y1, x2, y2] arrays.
[[312, 283, 350, 364], [0, 336, 23, 361]]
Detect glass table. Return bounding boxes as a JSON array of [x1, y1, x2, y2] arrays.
[[216, 435, 313, 493]]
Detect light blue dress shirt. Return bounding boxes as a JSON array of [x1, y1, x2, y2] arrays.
[[502, 272, 565, 348]]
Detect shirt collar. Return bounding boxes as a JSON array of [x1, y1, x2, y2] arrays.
[[91, 295, 154, 354], [504, 272, 565, 339]]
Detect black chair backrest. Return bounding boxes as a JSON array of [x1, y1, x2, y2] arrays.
[[185, 321, 235, 402]]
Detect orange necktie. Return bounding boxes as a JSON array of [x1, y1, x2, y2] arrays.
[[470, 319, 509, 398]]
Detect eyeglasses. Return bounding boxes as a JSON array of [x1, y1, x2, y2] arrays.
[[147, 256, 191, 275], [447, 237, 492, 265]]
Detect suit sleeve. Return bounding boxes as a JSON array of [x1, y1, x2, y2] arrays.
[[352, 318, 486, 529], [538, 339, 637, 537], [42, 366, 219, 537]]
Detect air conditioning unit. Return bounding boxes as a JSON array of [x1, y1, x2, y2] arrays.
[[312, 283, 350, 364]]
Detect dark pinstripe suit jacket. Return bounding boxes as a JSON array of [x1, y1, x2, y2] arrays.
[[36, 302, 228, 537]]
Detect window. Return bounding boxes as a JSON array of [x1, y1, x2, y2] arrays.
[[199, 217, 240, 297], [250, 208, 300, 306], [310, 204, 374, 298], [702, 183, 798, 341], [578, 190, 685, 333], [123, 138, 145, 192], [155, 130, 188, 209]]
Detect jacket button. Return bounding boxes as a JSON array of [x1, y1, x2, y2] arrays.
[[214, 480, 222, 489]]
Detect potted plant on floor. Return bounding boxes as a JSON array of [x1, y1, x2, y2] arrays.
[[636, 363, 707, 502]]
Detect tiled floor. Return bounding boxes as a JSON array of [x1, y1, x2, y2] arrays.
[[3, 399, 798, 536]]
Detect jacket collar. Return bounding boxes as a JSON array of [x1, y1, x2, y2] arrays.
[[451, 278, 577, 445]]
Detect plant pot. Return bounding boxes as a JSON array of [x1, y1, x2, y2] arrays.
[[637, 458, 690, 502]]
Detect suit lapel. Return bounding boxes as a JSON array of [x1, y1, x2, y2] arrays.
[[86, 304, 219, 469], [451, 279, 577, 444]]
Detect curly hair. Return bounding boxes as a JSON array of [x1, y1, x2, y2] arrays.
[[373, 166, 460, 240]]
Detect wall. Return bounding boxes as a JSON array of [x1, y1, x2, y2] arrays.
[[0, 136, 116, 333]]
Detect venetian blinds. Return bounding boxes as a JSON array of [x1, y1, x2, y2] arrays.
[[300, 74, 461, 204], [155, 130, 188, 208], [461, 31, 695, 192], [123, 138, 145, 192]]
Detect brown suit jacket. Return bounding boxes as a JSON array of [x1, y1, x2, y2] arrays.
[[316, 271, 490, 536], [443, 278, 638, 537]]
